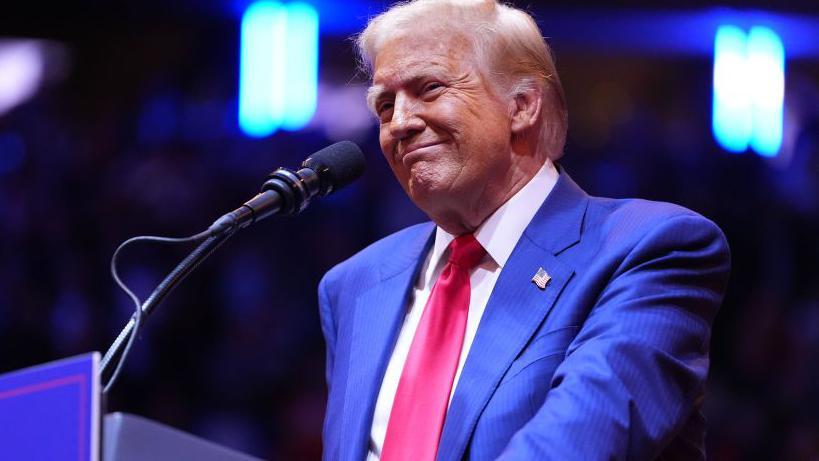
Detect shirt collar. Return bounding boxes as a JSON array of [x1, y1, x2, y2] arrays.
[[421, 160, 559, 288]]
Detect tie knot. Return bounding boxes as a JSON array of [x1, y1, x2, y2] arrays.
[[447, 234, 486, 270]]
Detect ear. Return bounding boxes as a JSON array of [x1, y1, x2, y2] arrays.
[[509, 84, 543, 135]]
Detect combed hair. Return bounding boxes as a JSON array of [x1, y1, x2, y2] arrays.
[[356, 0, 568, 160]]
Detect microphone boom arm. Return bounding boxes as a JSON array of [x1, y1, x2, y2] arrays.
[[100, 167, 312, 386], [100, 230, 234, 384], [100, 140, 365, 390]]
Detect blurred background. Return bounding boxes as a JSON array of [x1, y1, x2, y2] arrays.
[[1, 0, 818, 459]]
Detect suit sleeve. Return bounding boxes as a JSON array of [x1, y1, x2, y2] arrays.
[[498, 213, 731, 460]]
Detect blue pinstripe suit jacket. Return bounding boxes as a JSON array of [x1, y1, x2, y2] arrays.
[[318, 171, 730, 460]]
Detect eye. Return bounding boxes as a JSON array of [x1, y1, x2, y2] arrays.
[[376, 101, 394, 123], [377, 101, 394, 117], [423, 82, 444, 93]]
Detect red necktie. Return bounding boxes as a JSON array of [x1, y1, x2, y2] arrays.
[[381, 234, 486, 461]]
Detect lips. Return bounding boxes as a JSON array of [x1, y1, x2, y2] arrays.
[[399, 141, 442, 163]]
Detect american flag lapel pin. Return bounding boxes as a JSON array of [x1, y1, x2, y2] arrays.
[[532, 267, 551, 290]]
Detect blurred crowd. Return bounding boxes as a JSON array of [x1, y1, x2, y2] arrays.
[[1, 8, 819, 460]]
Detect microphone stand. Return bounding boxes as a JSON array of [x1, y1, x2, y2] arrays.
[[99, 229, 235, 385]]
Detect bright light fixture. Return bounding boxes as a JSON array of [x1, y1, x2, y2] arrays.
[[712, 25, 785, 157], [239, 1, 319, 138], [0, 41, 46, 117]]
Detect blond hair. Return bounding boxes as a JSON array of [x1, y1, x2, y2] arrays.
[[356, 0, 568, 159]]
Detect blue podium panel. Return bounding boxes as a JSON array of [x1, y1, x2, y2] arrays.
[[0, 353, 100, 461]]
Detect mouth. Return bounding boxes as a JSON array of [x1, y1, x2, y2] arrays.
[[399, 141, 443, 164]]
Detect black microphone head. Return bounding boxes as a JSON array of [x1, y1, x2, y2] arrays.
[[302, 141, 366, 196]]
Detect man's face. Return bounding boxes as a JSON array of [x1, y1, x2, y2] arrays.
[[370, 33, 514, 227]]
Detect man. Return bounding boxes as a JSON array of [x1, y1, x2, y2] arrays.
[[318, 1, 730, 460]]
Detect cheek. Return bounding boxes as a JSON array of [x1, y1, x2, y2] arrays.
[[378, 127, 397, 163], [432, 102, 467, 136], [436, 99, 500, 148], [382, 151, 406, 184], [468, 114, 511, 159], [378, 138, 409, 183]]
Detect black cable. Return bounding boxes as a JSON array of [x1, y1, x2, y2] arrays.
[[102, 226, 234, 394]]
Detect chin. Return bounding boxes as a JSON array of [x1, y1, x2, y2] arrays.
[[408, 173, 445, 198], [407, 161, 449, 190], [407, 182, 436, 207], [407, 179, 453, 215], [400, 162, 458, 208]]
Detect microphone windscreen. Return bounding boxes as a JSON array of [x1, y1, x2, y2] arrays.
[[302, 141, 366, 195]]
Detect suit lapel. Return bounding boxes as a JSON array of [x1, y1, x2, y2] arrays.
[[437, 170, 589, 461], [340, 223, 435, 461]]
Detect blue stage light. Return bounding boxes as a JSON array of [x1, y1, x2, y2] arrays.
[[712, 25, 785, 157], [240, 1, 287, 137], [747, 26, 785, 157], [281, 2, 319, 131], [713, 25, 751, 153], [239, 1, 319, 138]]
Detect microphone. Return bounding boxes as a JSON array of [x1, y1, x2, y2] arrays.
[[209, 141, 365, 235]]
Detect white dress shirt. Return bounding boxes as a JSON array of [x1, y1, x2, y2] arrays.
[[366, 161, 559, 460]]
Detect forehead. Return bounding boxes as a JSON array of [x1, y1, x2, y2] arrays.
[[371, 33, 475, 88]]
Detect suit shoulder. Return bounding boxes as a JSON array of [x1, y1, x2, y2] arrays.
[[589, 195, 721, 231], [589, 195, 699, 222], [321, 221, 434, 289], [584, 196, 728, 253]]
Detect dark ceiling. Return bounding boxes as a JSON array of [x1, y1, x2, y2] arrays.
[[2, 0, 818, 40]]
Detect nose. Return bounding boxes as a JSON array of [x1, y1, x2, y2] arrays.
[[389, 92, 425, 140]]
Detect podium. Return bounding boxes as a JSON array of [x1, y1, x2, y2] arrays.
[[0, 353, 262, 460], [104, 412, 261, 461]]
